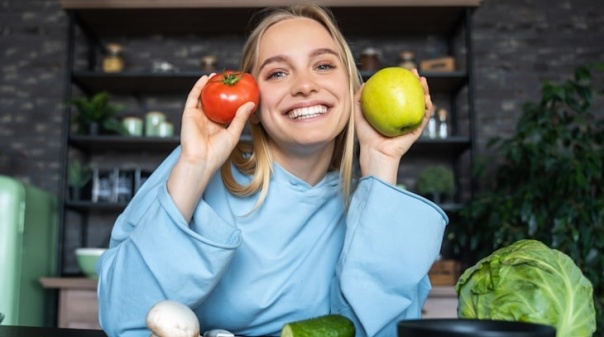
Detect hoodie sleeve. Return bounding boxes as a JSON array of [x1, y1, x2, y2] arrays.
[[332, 176, 448, 337], [96, 147, 241, 337]]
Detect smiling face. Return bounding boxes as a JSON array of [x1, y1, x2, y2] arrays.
[[253, 17, 351, 162]]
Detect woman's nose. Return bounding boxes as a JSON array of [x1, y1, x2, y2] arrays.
[[290, 72, 319, 96]]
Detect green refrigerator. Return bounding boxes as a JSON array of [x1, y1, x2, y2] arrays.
[[0, 175, 58, 326]]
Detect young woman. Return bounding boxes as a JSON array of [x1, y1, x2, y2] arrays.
[[97, 5, 447, 337]]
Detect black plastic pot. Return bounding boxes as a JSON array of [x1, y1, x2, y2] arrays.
[[398, 319, 556, 337]]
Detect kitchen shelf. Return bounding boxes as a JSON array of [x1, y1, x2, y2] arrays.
[[66, 200, 128, 212], [62, 1, 481, 36], [71, 71, 468, 96], [362, 71, 469, 93], [72, 72, 202, 95], [408, 137, 471, 159], [67, 134, 470, 159], [69, 135, 180, 152], [58, 0, 479, 278]]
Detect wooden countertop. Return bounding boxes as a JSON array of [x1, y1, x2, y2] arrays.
[[429, 286, 457, 297], [38, 278, 455, 295], [40, 277, 98, 290]]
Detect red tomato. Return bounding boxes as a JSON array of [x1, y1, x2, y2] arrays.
[[200, 71, 260, 124]]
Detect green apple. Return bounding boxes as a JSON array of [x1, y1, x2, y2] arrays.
[[360, 67, 426, 137]]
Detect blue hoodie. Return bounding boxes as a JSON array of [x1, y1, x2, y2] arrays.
[[96, 146, 447, 337]]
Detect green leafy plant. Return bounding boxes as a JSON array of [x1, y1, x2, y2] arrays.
[[68, 91, 125, 135], [415, 165, 455, 201], [67, 159, 92, 189], [447, 64, 604, 334], [67, 159, 92, 201]]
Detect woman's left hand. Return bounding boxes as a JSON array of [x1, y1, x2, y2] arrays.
[[354, 68, 433, 184]]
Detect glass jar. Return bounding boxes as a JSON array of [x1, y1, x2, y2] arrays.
[[122, 117, 143, 137], [157, 121, 174, 138], [145, 111, 166, 136], [438, 108, 448, 138], [398, 51, 417, 70], [103, 43, 124, 73], [200, 55, 217, 72], [360, 47, 380, 71]]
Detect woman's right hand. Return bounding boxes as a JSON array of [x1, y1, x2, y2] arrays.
[[167, 75, 256, 222], [179, 74, 256, 169]]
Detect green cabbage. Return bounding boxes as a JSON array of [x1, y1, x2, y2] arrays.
[[455, 239, 595, 337]]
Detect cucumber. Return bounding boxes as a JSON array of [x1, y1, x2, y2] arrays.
[[281, 314, 355, 337]]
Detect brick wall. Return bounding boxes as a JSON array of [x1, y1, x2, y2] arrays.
[[472, 0, 604, 152], [0, 0, 67, 192]]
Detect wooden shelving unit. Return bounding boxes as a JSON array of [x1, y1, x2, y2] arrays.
[[58, 0, 481, 275]]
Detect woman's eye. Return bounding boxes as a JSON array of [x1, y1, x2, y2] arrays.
[[316, 63, 336, 71], [266, 70, 285, 80]]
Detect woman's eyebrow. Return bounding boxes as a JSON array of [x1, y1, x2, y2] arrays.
[[258, 48, 339, 73], [311, 48, 339, 58], [258, 55, 289, 73]]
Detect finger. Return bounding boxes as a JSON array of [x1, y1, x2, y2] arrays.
[[418, 103, 434, 134], [424, 94, 433, 114], [353, 84, 369, 129], [184, 74, 215, 110], [409, 68, 432, 111], [411, 68, 431, 95], [418, 75, 433, 113], [227, 101, 256, 136], [419, 74, 429, 92]]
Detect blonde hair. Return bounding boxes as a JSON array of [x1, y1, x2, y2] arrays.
[[220, 4, 361, 208]]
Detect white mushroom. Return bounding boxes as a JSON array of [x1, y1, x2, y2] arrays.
[[146, 300, 200, 337]]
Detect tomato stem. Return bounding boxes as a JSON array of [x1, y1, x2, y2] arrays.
[[221, 72, 242, 86]]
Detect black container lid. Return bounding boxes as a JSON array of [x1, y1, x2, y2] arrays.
[[398, 319, 556, 337]]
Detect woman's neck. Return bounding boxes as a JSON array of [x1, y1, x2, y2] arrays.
[[270, 141, 335, 186]]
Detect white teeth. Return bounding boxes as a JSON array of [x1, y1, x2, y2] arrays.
[[288, 105, 327, 119]]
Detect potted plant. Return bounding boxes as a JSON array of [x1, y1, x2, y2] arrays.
[[448, 63, 604, 334], [68, 91, 125, 135], [67, 159, 92, 201], [415, 165, 455, 203]]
